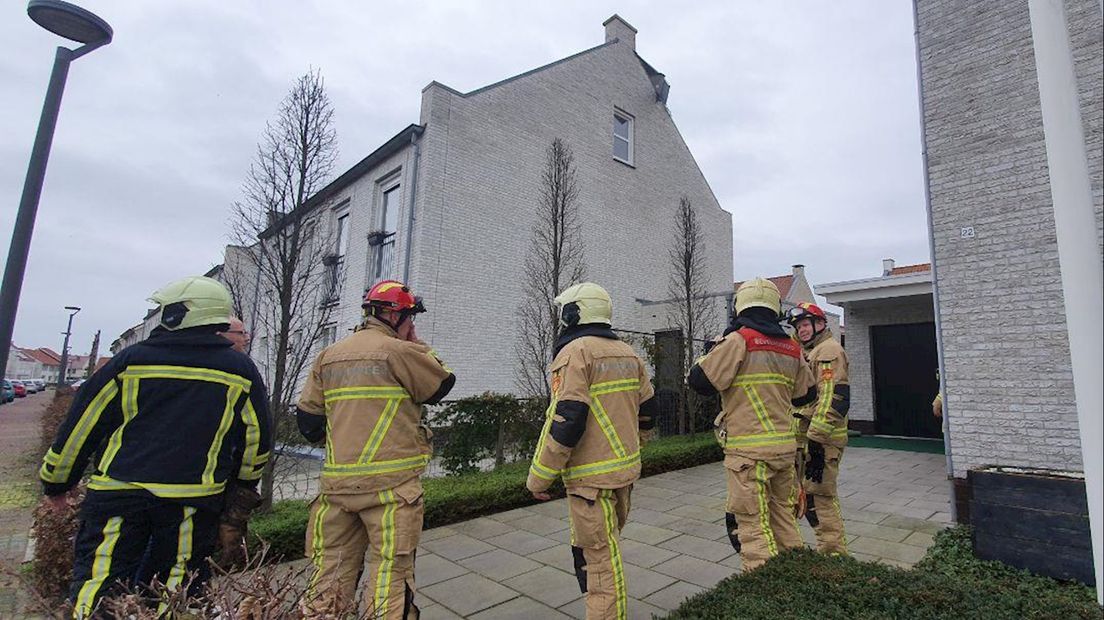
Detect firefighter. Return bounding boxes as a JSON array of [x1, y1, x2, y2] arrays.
[[786, 302, 850, 555], [688, 278, 817, 572], [297, 280, 455, 619], [39, 276, 272, 618], [527, 283, 656, 620]]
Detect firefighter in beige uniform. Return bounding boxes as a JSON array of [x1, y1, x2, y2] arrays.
[[527, 283, 657, 620], [297, 280, 455, 619], [786, 302, 850, 555], [688, 278, 817, 571]]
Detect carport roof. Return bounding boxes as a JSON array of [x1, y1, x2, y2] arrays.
[[817, 268, 932, 305]]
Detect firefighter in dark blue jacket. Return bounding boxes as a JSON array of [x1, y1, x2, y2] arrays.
[[39, 276, 273, 618]]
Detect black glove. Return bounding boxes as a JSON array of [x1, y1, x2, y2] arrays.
[[806, 441, 826, 484]]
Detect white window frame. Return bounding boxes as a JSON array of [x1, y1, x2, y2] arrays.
[[370, 172, 402, 283], [613, 108, 635, 166]]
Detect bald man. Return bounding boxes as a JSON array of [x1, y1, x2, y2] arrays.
[[218, 317, 251, 354]]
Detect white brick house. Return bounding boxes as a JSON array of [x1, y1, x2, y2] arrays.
[[235, 15, 733, 399]]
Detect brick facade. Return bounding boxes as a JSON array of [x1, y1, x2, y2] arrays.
[[916, 0, 1102, 476]]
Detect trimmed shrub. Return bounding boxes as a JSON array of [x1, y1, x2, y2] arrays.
[[250, 432, 724, 561], [436, 393, 543, 474], [29, 391, 79, 607], [665, 527, 1100, 620]]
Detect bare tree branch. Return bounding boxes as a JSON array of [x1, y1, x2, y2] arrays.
[[515, 139, 586, 401], [227, 68, 339, 508]]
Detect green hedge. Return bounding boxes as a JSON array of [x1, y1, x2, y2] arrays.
[[665, 526, 1101, 620], [250, 432, 722, 561]]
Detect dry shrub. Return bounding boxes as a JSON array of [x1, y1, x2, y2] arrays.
[[37, 389, 74, 465], [28, 486, 84, 608]]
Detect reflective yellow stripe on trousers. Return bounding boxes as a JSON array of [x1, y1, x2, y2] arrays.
[[157, 506, 196, 616], [374, 489, 398, 618], [73, 516, 123, 619], [598, 490, 627, 620]]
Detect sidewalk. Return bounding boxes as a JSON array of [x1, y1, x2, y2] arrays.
[[0, 392, 53, 616], [292, 447, 951, 619]]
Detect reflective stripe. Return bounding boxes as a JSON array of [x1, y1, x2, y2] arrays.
[[742, 386, 775, 432], [813, 363, 834, 424], [73, 516, 123, 618], [810, 419, 848, 438], [598, 490, 627, 620], [324, 417, 335, 466], [834, 496, 848, 554], [306, 495, 331, 597], [157, 506, 196, 616], [87, 475, 224, 498], [755, 461, 778, 556], [203, 385, 241, 485], [725, 431, 795, 450], [733, 373, 795, 388], [562, 451, 640, 481], [121, 365, 251, 391], [374, 489, 398, 617], [321, 454, 429, 477], [97, 377, 139, 474], [529, 460, 560, 481], [589, 398, 627, 459], [358, 398, 402, 463], [48, 380, 119, 482], [323, 386, 409, 405], [530, 399, 560, 480], [237, 396, 265, 480], [589, 379, 640, 397]]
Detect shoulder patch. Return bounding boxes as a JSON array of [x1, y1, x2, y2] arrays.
[[820, 366, 834, 382], [551, 372, 563, 396]]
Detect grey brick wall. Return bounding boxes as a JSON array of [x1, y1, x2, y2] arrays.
[[916, 0, 1102, 476], [843, 297, 936, 423], [410, 33, 733, 397]]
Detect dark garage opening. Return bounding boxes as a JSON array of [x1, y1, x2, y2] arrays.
[[870, 322, 942, 438]]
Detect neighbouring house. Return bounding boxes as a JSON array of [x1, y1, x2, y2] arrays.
[[227, 15, 733, 399], [109, 307, 160, 355], [818, 259, 938, 439], [4, 346, 42, 380], [913, 0, 1102, 588], [735, 264, 842, 341]]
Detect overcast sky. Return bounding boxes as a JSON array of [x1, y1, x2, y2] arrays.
[[1, 1, 930, 354]]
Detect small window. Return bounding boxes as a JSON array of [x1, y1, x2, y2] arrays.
[[321, 323, 337, 347], [613, 110, 634, 165]]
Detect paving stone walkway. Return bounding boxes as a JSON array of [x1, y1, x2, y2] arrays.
[[294, 446, 951, 619]]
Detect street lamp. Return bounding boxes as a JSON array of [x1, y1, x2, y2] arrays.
[[0, 1, 112, 381], [56, 305, 80, 388]]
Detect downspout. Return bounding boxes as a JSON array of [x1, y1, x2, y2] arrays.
[[912, 0, 958, 522], [402, 127, 423, 284]]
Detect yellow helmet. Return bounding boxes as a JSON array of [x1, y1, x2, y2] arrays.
[[555, 282, 612, 327], [735, 277, 781, 316], [148, 276, 233, 331]]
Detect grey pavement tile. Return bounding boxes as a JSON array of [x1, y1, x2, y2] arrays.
[[525, 500, 571, 519], [631, 485, 683, 500], [546, 527, 574, 543], [503, 565, 584, 608], [878, 514, 948, 536], [667, 504, 719, 519], [902, 531, 936, 549], [651, 553, 735, 588], [421, 526, 459, 543], [643, 580, 706, 611], [422, 533, 497, 561], [840, 507, 891, 524], [843, 521, 914, 543], [673, 493, 725, 510], [511, 514, 570, 536], [487, 508, 538, 523], [848, 537, 929, 566], [629, 496, 684, 513], [624, 562, 678, 599], [419, 601, 465, 620], [527, 545, 576, 573], [931, 512, 953, 523], [628, 507, 682, 527], [416, 553, 471, 587], [420, 573, 520, 616], [487, 529, 560, 556], [618, 538, 679, 569], [719, 552, 743, 570], [863, 503, 937, 520], [450, 517, 519, 540], [458, 548, 543, 581], [621, 522, 680, 545], [906, 499, 951, 514], [658, 534, 735, 563], [469, 595, 572, 619], [663, 517, 725, 540]]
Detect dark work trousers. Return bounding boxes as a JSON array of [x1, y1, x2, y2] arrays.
[[69, 492, 219, 619]]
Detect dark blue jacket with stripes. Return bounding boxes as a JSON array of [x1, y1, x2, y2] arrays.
[[40, 327, 273, 508]]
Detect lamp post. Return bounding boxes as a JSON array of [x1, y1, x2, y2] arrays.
[[0, 1, 112, 380], [55, 305, 80, 388]]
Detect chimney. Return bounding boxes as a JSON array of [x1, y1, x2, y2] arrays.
[[882, 258, 896, 276], [603, 14, 637, 50], [792, 264, 805, 279]]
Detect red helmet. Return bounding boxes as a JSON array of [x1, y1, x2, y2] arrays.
[[362, 280, 423, 313], [785, 302, 827, 326]]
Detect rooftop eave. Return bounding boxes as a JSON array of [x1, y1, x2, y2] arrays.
[[816, 272, 933, 305]]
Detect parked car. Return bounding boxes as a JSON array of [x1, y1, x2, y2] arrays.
[[11, 381, 26, 398], [1, 380, 13, 403], [32, 379, 47, 392], [25, 380, 39, 394]]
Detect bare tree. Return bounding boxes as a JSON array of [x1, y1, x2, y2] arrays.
[[515, 138, 586, 401], [228, 69, 339, 508], [667, 196, 716, 434]]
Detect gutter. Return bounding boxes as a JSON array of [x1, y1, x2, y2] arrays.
[[912, 0, 958, 522], [403, 128, 423, 283]]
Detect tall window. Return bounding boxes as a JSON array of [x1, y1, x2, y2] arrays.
[[613, 110, 634, 165], [321, 323, 337, 347], [325, 209, 349, 303], [371, 183, 400, 282]]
